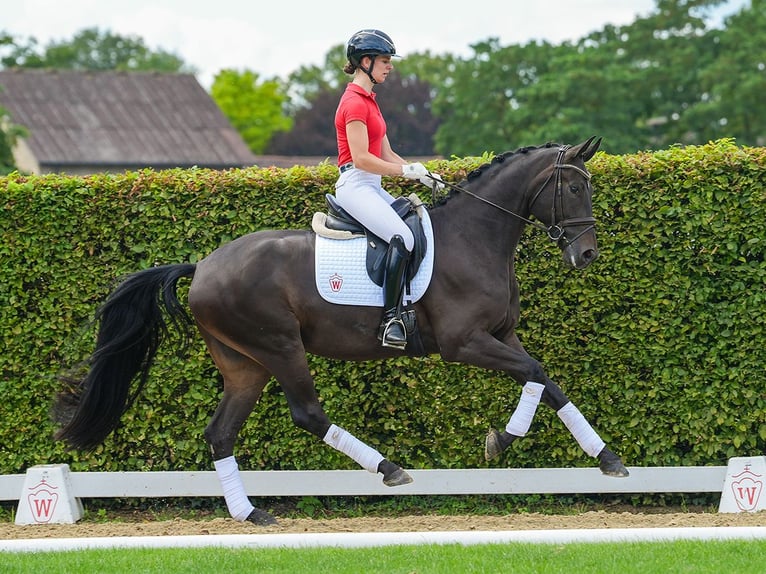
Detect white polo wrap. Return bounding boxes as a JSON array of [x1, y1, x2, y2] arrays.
[[214, 455, 255, 522], [504, 382, 546, 437], [323, 424, 385, 473], [557, 401, 606, 458]]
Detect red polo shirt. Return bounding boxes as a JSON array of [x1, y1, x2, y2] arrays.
[[335, 83, 387, 167]]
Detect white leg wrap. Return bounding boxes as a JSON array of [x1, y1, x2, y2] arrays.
[[557, 402, 606, 458], [504, 382, 546, 437], [214, 456, 255, 522], [323, 424, 385, 474]]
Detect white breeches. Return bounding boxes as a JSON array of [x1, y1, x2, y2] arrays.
[[334, 169, 415, 251]]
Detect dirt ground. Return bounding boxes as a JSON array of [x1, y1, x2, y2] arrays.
[[3, 508, 765, 540]]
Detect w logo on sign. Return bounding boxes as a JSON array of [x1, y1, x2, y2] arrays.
[[730, 466, 763, 512], [26, 480, 60, 523]]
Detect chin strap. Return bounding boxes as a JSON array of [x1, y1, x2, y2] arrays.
[[359, 55, 378, 84]]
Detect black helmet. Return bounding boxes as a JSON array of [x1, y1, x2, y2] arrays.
[[346, 29, 397, 65]]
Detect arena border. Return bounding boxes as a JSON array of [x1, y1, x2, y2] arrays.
[[2, 527, 766, 553]]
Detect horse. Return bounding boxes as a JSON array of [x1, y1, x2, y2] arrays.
[[54, 136, 629, 525]]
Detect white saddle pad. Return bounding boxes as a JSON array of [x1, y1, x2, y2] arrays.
[[314, 209, 434, 307]]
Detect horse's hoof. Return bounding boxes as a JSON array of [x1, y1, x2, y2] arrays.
[[246, 508, 278, 526], [485, 429, 504, 461], [598, 447, 630, 478], [486, 429, 517, 461], [383, 467, 413, 487]]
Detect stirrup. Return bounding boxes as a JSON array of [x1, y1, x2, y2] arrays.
[[381, 317, 407, 349]]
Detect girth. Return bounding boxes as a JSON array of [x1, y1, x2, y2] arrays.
[[323, 194, 427, 287]]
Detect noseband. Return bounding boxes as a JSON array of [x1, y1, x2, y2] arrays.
[[432, 146, 596, 246]]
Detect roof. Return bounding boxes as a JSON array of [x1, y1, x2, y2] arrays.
[[0, 69, 257, 172]]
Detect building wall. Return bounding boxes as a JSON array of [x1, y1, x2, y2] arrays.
[[12, 139, 40, 175]]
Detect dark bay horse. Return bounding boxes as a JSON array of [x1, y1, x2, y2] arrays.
[[55, 137, 628, 525]]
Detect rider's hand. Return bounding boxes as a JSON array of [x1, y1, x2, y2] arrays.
[[401, 162, 429, 179], [424, 172, 446, 191], [402, 163, 445, 191]]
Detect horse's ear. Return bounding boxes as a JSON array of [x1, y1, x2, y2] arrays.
[[566, 136, 602, 163], [581, 136, 602, 162]]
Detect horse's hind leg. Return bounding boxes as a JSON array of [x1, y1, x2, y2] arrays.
[[267, 348, 413, 487], [199, 331, 277, 525]]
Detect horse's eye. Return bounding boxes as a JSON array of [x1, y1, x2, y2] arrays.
[[569, 183, 581, 195]]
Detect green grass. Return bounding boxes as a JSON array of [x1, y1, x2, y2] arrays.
[[3, 540, 766, 573]]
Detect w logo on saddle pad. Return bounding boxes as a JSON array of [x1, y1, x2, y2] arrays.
[[313, 197, 434, 307]]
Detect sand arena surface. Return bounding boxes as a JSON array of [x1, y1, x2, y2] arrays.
[[3, 508, 766, 540]]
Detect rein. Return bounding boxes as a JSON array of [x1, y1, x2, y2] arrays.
[[428, 146, 596, 246]]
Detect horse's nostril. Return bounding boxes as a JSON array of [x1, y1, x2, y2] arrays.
[[583, 249, 598, 263]]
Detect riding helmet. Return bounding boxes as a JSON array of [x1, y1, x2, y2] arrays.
[[346, 29, 397, 65]]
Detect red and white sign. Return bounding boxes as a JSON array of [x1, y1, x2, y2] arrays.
[[729, 466, 763, 512], [26, 479, 60, 523], [15, 464, 83, 525], [719, 456, 766, 514]]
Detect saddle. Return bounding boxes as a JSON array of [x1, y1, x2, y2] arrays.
[[315, 194, 428, 288]]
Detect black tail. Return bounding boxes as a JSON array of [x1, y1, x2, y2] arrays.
[[54, 263, 197, 450]]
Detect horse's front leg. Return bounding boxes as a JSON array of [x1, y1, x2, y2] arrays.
[[441, 331, 628, 477], [485, 379, 628, 477]]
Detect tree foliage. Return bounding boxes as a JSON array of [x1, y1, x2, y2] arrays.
[[0, 27, 189, 72], [0, 1, 762, 160], [270, 0, 763, 157], [210, 69, 292, 155], [426, 0, 761, 156], [0, 112, 26, 175], [267, 70, 439, 157]]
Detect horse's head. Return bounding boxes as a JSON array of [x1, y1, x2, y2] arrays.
[[527, 137, 601, 270]]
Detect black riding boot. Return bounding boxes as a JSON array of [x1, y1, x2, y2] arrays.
[[378, 235, 410, 349]]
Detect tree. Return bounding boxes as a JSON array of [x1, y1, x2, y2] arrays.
[[265, 85, 340, 156], [282, 45, 348, 114], [0, 30, 43, 68], [428, 0, 746, 156], [210, 69, 292, 154], [266, 69, 439, 157], [683, 0, 766, 145], [0, 108, 26, 174], [375, 71, 439, 156], [432, 39, 570, 156], [1, 28, 190, 72]]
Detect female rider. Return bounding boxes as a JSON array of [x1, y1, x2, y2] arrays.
[[333, 29, 443, 349]]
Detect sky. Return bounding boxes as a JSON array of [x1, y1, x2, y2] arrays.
[[3, 0, 748, 88]]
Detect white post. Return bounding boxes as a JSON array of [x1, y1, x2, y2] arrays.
[[718, 456, 766, 513], [15, 464, 84, 524]]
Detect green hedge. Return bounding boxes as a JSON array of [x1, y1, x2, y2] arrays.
[[1, 139, 764, 476]]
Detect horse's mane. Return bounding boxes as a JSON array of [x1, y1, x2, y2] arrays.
[[430, 141, 561, 208]]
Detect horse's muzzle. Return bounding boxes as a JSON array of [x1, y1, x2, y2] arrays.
[[563, 241, 599, 270]]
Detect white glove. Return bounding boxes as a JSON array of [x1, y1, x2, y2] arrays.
[[402, 163, 445, 191], [401, 162, 428, 179]]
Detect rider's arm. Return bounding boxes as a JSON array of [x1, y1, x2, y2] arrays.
[[347, 121, 406, 176]]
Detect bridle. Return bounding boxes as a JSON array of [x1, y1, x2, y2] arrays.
[[429, 146, 596, 247]]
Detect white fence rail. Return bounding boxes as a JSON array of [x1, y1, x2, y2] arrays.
[[0, 467, 728, 501]]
